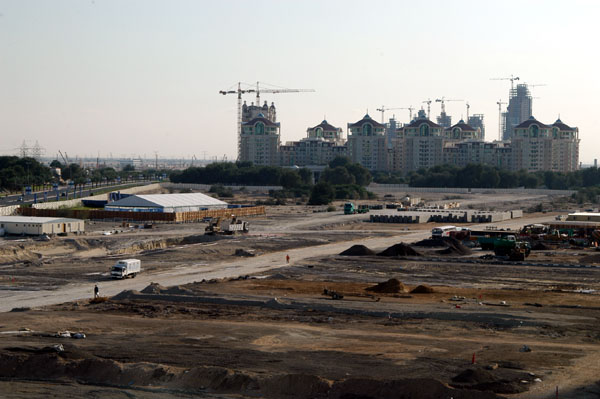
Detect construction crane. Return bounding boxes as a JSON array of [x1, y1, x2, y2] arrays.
[[435, 97, 464, 114], [496, 99, 507, 141], [376, 106, 414, 123], [465, 102, 470, 121], [490, 75, 520, 91], [422, 99, 433, 119], [219, 82, 315, 160], [58, 150, 68, 165]]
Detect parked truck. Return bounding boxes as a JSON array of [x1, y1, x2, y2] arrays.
[[344, 203, 357, 215], [480, 235, 531, 261], [111, 259, 141, 279], [205, 216, 249, 235]]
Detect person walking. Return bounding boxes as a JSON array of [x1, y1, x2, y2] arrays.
[[286, 254, 290, 264], [94, 284, 99, 299]]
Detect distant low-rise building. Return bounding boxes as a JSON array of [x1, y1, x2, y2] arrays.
[[0, 216, 84, 236]]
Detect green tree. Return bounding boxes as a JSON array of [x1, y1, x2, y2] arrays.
[[308, 182, 335, 205]]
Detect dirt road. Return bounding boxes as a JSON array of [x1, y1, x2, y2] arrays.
[[0, 214, 555, 312]]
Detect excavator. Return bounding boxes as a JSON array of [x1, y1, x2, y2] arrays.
[[205, 216, 249, 235]]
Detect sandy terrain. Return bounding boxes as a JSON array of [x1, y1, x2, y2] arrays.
[[0, 192, 598, 398]]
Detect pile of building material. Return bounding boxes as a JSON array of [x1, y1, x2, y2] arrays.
[[369, 209, 523, 224]]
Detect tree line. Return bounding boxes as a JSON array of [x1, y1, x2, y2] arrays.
[[372, 164, 600, 190], [169, 157, 374, 205]]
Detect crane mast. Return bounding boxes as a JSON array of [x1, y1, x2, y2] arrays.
[[496, 99, 507, 141], [219, 82, 314, 160]]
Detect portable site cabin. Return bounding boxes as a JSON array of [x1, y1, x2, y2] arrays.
[[0, 216, 85, 236], [104, 193, 228, 213]]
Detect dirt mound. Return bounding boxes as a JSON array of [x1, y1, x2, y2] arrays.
[[377, 243, 421, 257], [234, 248, 255, 257], [410, 284, 434, 294], [339, 245, 375, 256], [437, 237, 472, 256], [141, 282, 168, 294], [111, 289, 141, 300], [140, 283, 193, 295], [366, 278, 407, 294], [413, 238, 447, 247], [450, 367, 529, 394]]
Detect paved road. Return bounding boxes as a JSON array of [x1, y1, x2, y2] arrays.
[[0, 182, 154, 206], [0, 214, 556, 312]]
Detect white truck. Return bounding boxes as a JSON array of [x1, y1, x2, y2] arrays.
[[111, 259, 141, 279]]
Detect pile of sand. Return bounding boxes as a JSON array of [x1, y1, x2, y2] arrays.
[[413, 238, 447, 247], [366, 278, 407, 294], [410, 285, 434, 294], [437, 237, 472, 256], [339, 245, 376, 256], [141, 282, 168, 294], [377, 243, 421, 257], [140, 283, 194, 296], [234, 248, 255, 257]]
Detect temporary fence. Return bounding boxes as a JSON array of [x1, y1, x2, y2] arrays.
[[18, 205, 265, 223]]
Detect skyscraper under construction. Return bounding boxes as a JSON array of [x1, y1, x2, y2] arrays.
[[502, 84, 532, 140]]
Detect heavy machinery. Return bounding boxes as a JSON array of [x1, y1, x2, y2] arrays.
[[357, 204, 370, 214], [205, 216, 249, 235], [204, 217, 224, 235], [344, 203, 356, 215], [490, 235, 531, 261]]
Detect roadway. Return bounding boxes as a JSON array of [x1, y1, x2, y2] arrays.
[[0, 212, 556, 312], [0, 182, 155, 206]]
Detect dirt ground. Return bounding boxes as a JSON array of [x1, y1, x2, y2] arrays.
[[0, 191, 599, 398]]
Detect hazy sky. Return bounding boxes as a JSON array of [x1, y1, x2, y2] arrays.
[[1, 0, 599, 163]]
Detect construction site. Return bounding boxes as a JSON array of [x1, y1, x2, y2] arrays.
[[0, 186, 599, 399]]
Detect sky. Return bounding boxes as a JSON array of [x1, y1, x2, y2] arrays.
[[1, 0, 599, 163]]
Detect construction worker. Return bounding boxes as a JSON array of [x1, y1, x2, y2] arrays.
[[286, 254, 290, 264], [94, 284, 99, 299]]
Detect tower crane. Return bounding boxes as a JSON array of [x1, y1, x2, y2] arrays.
[[422, 99, 433, 119], [435, 97, 463, 114], [219, 82, 315, 160], [58, 150, 68, 165], [376, 106, 415, 123], [496, 99, 507, 141], [490, 74, 520, 91], [466, 102, 470, 121]]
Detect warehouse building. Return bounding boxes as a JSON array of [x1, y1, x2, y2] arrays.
[[104, 193, 228, 213], [0, 216, 85, 236]]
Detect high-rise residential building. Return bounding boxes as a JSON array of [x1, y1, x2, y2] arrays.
[[510, 116, 579, 172], [468, 114, 485, 140], [240, 113, 280, 166], [347, 114, 388, 171], [242, 101, 276, 123], [279, 120, 347, 167], [400, 116, 445, 172], [436, 111, 452, 129], [444, 120, 482, 141], [306, 120, 344, 144], [502, 84, 532, 140]]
